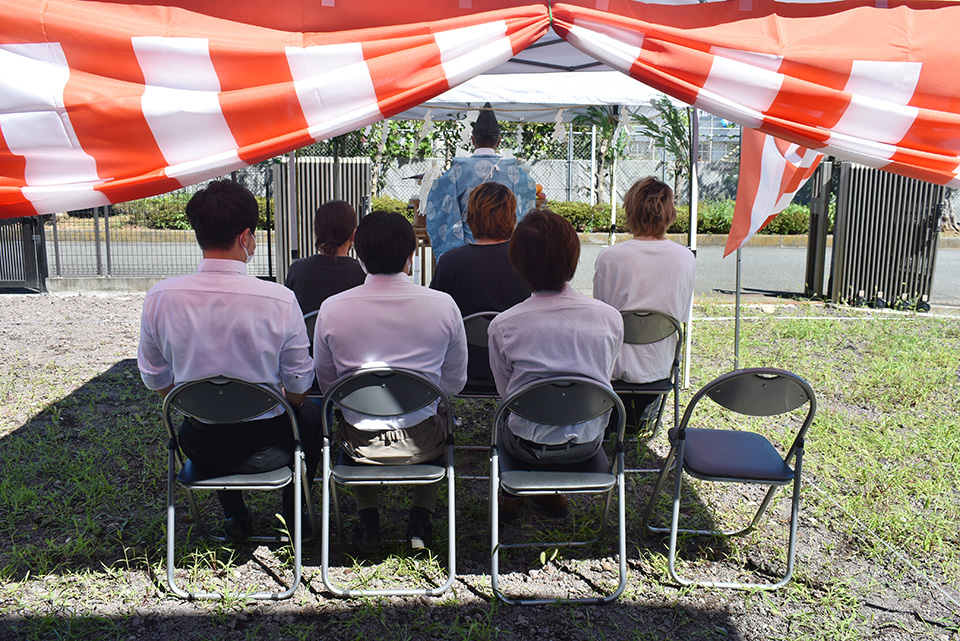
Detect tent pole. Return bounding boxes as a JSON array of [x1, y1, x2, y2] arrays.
[[684, 107, 700, 389], [288, 150, 299, 263], [735, 247, 742, 370], [590, 126, 597, 206]]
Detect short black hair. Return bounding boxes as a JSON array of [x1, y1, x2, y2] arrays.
[[509, 208, 580, 292], [185, 180, 259, 251], [354, 211, 416, 274]]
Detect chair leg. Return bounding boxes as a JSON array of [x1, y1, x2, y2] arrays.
[[641, 443, 677, 533], [665, 445, 805, 590]]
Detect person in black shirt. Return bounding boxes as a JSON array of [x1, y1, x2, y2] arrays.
[[430, 182, 530, 385], [285, 200, 366, 315]]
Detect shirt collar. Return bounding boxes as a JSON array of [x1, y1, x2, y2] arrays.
[[531, 283, 574, 297], [198, 258, 248, 275], [364, 272, 410, 285], [473, 147, 499, 156]]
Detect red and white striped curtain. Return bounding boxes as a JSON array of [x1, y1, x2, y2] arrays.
[[0, 1, 548, 217], [3, 0, 960, 219], [553, 0, 960, 187]]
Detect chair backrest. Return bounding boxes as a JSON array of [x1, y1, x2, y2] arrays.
[[494, 376, 625, 437], [620, 310, 682, 347], [165, 377, 286, 424], [304, 310, 319, 353], [462, 311, 498, 348], [680, 368, 817, 445], [324, 367, 444, 418]]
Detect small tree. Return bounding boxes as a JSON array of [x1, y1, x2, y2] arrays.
[[572, 105, 629, 203], [631, 97, 690, 196]]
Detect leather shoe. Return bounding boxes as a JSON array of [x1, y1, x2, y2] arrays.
[[352, 508, 380, 555], [532, 493, 569, 518], [407, 506, 434, 550], [223, 508, 252, 542]]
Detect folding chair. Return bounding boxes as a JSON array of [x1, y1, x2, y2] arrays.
[[641, 367, 817, 589], [612, 310, 683, 446], [319, 367, 456, 597], [161, 377, 317, 601], [490, 376, 627, 605], [302, 310, 322, 398], [455, 310, 500, 400]]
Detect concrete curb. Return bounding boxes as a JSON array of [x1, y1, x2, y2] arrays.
[[579, 232, 960, 249]]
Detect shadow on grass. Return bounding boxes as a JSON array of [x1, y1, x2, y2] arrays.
[[0, 367, 775, 640]]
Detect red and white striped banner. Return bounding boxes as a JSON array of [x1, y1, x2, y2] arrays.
[[3, 0, 960, 220], [0, 1, 547, 217], [727, 128, 823, 256], [553, 0, 960, 188]]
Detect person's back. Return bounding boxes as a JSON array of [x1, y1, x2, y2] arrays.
[[593, 177, 695, 385], [488, 209, 623, 460], [137, 180, 320, 541], [430, 182, 530, 385], [313, 211, 467, 553], [284, 200, 365, 315]]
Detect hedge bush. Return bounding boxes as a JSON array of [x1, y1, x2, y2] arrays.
[[370, 195, 413, 222], [116, 195, 273, 230]]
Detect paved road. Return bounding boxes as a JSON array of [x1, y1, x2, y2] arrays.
[[44, 238, 960, 308], [573, 244, 960, 308]]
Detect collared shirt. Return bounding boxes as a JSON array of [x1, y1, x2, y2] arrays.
[[137, 258, 314, 419], [593, 238, 695, 383], [488, 284, 624, 445], [313, 272, 468, 430]]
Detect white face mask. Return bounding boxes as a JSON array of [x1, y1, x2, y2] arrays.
[[241, 232, 254, 264]]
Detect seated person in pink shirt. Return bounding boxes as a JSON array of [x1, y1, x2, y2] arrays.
[[137, 180, 321, 541], [593, 177, 695, 432], [488, 209, 623, 516], [313, 212, 468, 553], [284, 200, 366, 315]]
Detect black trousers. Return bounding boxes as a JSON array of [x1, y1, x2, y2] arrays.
[[178, 400, 323, 520]]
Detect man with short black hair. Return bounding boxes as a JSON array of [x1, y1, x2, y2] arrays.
[[313, 211, 468, 553], [137, 179, 321, 540]]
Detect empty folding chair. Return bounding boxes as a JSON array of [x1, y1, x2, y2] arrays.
[[162, 377, 316, 601], [490, 376, 627, 605], [642, 367, 816, 589], [613, 310, 683, 441], [319, 366, 456, 597]]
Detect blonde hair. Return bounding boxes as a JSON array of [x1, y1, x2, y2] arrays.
[[623, 177, 676, 237]]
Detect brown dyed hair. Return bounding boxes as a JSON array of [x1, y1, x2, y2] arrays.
[[623, 177, 677, 237], [509, 208, 580, 292], [465, 182, 516, 241], [314, 200, 358, 255]]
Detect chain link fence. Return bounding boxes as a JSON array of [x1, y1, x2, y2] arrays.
[[46, 111, 742, 281]]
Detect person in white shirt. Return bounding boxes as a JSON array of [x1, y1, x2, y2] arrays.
[[593, 177, 696, 432], [137, 180, 321, 541], [313, 211, 467, 553], [488, 209, 623, 517]]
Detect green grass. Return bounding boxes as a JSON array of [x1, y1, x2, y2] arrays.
[[1, 302, 959, 638]]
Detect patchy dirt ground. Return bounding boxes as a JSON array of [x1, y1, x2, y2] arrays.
[[1, 292, 959, 641]]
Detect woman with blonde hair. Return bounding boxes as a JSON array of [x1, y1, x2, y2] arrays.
[[593, 177, 695, 431]]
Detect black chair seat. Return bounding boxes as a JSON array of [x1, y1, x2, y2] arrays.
[[669, 428, 794, 483], [611, 377, 672, 394], [177, 459, 294, 489], [499, 444, 613, 493], [459, 380, 499, 397]]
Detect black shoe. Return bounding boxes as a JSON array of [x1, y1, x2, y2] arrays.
[[407, 506, 434, 550], [352, 508, 380, 555], [223, 508, 252, 542]]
